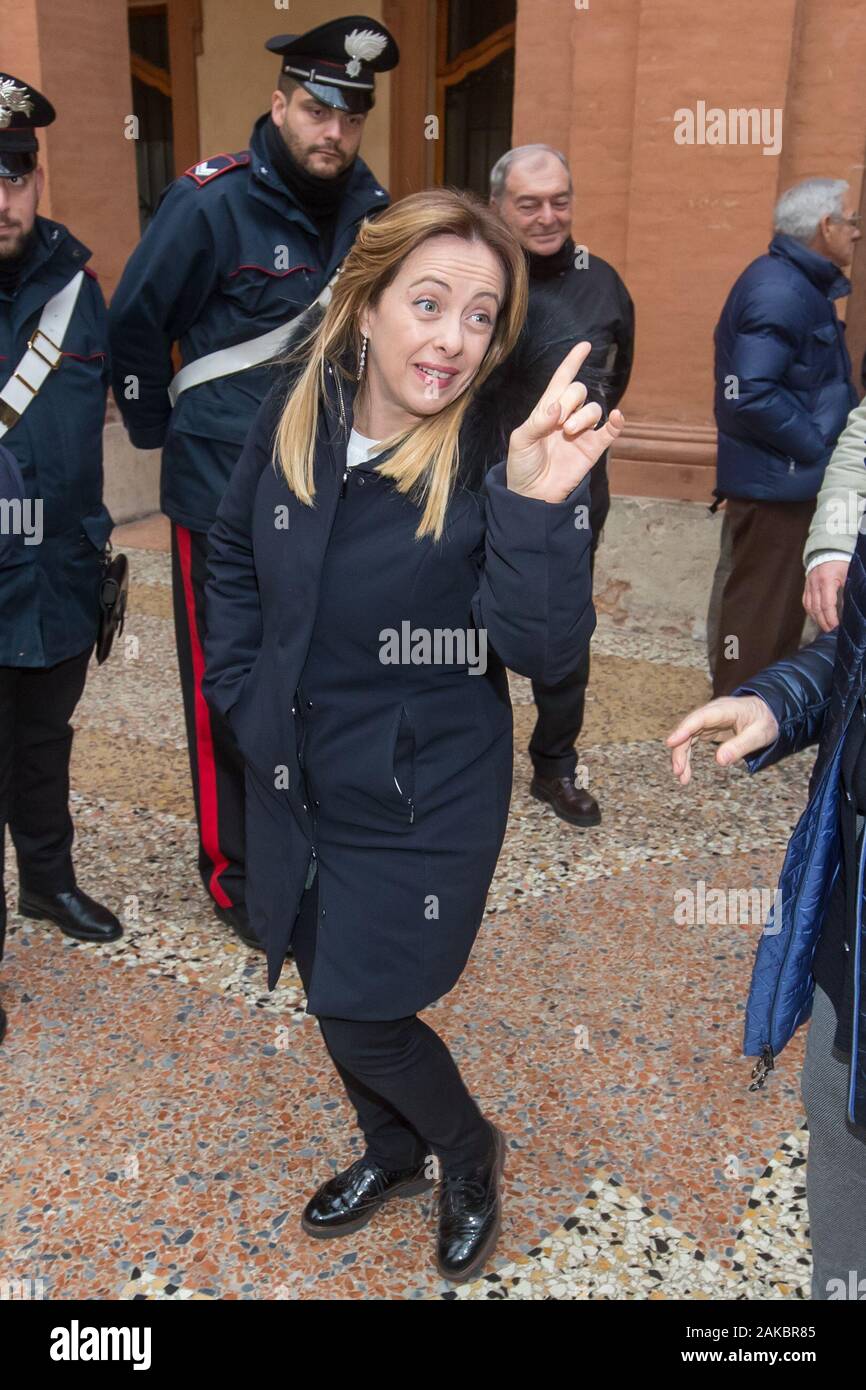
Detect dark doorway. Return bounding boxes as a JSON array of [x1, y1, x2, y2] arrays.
[[128, 4, 174, 229], [436, 0, 516, 197]]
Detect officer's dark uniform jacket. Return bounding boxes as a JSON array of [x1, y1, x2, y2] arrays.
[[0, 216, 112, 667], [108, 114, 389, 533]]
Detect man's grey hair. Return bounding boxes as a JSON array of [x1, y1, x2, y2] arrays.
[[773, 178, 849, 244], [489, 145, 572, 202]]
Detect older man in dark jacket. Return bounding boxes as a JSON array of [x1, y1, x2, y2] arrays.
[[463, 144, 634, 828], [708, 177, 860, 698]]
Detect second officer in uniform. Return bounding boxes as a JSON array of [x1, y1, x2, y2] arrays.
[[109, 17, 398, 947]]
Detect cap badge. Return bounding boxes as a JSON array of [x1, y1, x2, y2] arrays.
[[0, 78, 34, 129], [343, 28, 388, 78]]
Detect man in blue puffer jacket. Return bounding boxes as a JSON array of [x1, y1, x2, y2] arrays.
[[669, 521, 866, 1299], [708, 177, 860, 699]]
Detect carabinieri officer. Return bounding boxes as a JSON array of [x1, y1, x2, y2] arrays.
[[108, 17, 398, 949], [0, 75, 120, 956]]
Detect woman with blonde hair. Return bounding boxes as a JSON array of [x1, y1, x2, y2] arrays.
[[203, 187, 623, 1282]]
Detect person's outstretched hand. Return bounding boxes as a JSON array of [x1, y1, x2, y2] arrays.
[[803, 559, 848, 633], [665, 694, 779, 787], [506, 340, 625, 502]]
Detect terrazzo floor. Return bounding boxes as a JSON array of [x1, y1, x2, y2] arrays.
[[0, 517, 818, 1300]]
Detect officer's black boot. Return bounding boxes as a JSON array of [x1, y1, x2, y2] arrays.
[[18, 886, 122, 943], [436, 1122, 506, 1283]]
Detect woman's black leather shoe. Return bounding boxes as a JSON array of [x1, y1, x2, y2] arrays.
[[436, 1124, 506, 1283], [18, 888, 122, 942], [301, 1156, 433, 1238]]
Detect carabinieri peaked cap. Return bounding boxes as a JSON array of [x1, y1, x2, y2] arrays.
[[0, 73, 56, 177], [266, 15, 400, 115]]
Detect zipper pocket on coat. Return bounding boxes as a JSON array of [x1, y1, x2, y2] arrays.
[[391, 704, 416, 822]]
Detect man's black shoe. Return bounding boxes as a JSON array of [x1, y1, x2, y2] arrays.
[[18, 887, 123, 943], [214, 902, 265, 952], [301, 1155, 433, 1238], [436, 1123, 506, 1283]]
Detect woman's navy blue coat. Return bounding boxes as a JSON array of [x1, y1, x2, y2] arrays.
[[714, 234, 856, 503], [735, 526, 866, 1126], [203, 363, 595, 1018]]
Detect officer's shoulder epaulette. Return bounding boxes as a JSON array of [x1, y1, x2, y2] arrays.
[[182, 151, 251, 188]]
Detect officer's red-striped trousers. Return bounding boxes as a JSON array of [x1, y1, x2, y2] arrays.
[[170, 522, 245, 911]]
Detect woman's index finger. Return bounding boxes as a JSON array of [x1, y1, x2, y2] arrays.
[[538, 340, 593, 410]]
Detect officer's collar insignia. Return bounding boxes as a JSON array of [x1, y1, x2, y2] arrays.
[[183, 151, 251, 186], [0, 78, 34, 129], [343, 28, 388, 78]]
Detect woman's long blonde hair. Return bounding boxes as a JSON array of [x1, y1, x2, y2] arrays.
[[272, 187, 529, 540]]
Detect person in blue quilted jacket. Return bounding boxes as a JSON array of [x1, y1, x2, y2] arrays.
[[708, 177, 860, 699], [668, 520, 866, 1296]]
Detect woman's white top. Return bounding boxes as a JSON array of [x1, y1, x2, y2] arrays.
[[346, 428, 382, 469]]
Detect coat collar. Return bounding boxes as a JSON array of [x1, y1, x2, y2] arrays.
[[523, 234, 576, 281], [0, 215, 91, 308], [769, 233, 851, 302], [323, 356, 354, 440], [321, 359, 409, 474], [247, 113, 389, 241], [321, 355, 496, 493]]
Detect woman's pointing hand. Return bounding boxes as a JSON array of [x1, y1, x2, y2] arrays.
[[506, 340, 625, 502]]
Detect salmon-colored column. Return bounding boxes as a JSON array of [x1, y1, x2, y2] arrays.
[[623, 0, 798, 430], [513, 0, 574, 158], [777, 0, 866, 371], [778, 0, 866, 193], [514, 0, 640, 297], [7, 0, 140, 299], [564, 0, 640, 277]]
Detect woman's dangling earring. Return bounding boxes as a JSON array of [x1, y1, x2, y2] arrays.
[[356, 333, 368, 381]]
